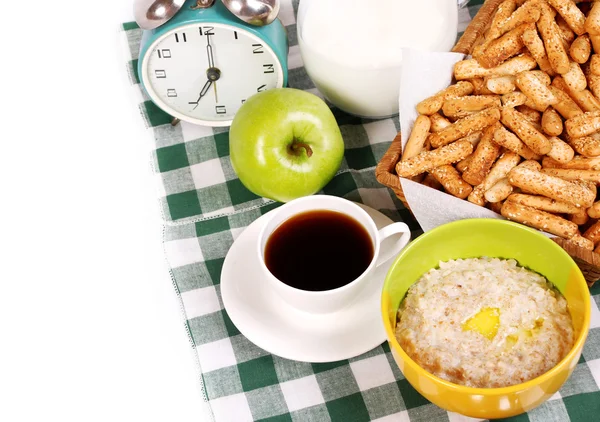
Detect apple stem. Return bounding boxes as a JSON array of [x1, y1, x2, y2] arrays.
[[289, 141, 313, 158]]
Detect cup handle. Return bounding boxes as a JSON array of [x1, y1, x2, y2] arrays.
[[375, 223, 411, 268]]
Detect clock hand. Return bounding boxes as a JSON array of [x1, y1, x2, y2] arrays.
[[206, 34, 218, 103], [206, 34, 215, 68], [189, 78, 213, 110]]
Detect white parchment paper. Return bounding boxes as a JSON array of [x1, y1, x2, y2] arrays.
[[398, 48, 505, 232]]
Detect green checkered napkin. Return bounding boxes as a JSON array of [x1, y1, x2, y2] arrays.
[[122, 0, 600, 420]]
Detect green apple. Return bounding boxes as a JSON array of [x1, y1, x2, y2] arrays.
[[229, 88, 345, 202]]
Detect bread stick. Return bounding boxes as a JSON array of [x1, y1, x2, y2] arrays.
[[430, 165, 473, 199], [468, 186, 486, 206], [403, 115, 431, 161], [454, 59, 491, 80], [567, 234, 594, 250], [548, 86, 583, 119], [455, 55, 537, 80], [485, 178, 514, 203], [547, 136, 575, 163], [484, 151, 522, 190], [478, 23, 533, 69], [568, 133, 600, 157], [502, 91, 528, 107], [556, 17, 576, 50], [472, 0, 518, 59], [489, 200, 505, 214], [468, 152, 521, 205], [590, 54, 600, 76], [583, 220, 600, 245], [506, 193, 580, 214], [522, 28, 556, 75], [572, 90, 600, 113], [542, 155, 600, 170], [456, 155, 474, 173], [574, 180, 596, 198], [530, 70, 552, 86], [518, 159, 543, 172], [565, 110, 600, 138], [489, 0, 519, 40], [515, 71, 558, 110], [585, 1, 600, 35], [462, 124, 503, 185], [507, 55, 545, 77], [507, 166, 596, 207], [498, 2, 541, 37], [429, 107, 501, 148], [442, 95, 502, 118], [563, 62, 587, 92], [553, 76, 600, 112], [516, 105, 543, 123], [493, 125, 542, 160], [501, 107, 551, 154], [570, 207, 590, 225], [537, 10, 570, 74], [396, 140, 474, 178], [588, 200, 600, 218], [458, 131, 484, 148], [587, 73, 600, 101], [523, 95, 550, 112], [501, 201, 579, 238], [540, 107, 563, 136], [416, 81, 474, 115], [570, 34, 591, 64], [547, 0, 586, 35], [542, 168, 600, 184], [471, 77, 496, 95], [429, 113, 452, 133], [590, 34, 600, 52], [422, 173, 444, 190], [485, 76, 517, 94]]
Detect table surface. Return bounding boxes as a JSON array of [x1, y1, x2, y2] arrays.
[[1, 1, 210, 421]]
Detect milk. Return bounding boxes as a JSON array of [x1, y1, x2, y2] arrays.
[[297, 0, 458, 118]]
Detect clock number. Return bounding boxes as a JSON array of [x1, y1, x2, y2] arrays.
[[257, 84, 266, 92], [174, 33, 187, 43], [216, 105, 227, 115], [252, 44, 264, 54], [241, 99, 246, 104], [157, 49, 171, 59], [199, 26, 215, 36], [155, 70, 166, 78], [234, 31, 238, 40], [167, 89, 177, 98], [263, 64, 275, 74]]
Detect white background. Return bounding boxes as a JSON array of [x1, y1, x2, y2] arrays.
[[1, 1, 211, 420]]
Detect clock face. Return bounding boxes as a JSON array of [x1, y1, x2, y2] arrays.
[[142, 22, 284, 126]]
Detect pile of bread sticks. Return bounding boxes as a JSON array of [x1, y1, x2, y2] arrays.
[[397, 0, 600, 253]]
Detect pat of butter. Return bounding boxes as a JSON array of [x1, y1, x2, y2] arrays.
[[463, 308, 500, 340]]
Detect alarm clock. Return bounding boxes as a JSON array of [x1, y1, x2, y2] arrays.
[[137, 0, 288, 126]]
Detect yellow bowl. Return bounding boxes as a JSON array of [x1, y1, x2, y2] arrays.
[[381, 219, 591, 419]]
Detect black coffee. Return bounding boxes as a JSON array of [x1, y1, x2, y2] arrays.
[[264, 210, 374, 291]]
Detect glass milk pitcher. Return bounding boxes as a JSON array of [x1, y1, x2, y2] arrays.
[[297, 0, 463, 118]]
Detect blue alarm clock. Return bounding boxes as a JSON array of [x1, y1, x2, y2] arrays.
[[137, 0, 288, 126]]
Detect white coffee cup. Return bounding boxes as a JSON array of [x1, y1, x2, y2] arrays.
[[257, 195, 411, 314]]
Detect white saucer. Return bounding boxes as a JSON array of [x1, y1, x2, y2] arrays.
[[220, 203, 398, 363]]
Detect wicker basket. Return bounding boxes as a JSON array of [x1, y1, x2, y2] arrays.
[[375, 0, 600, 286]]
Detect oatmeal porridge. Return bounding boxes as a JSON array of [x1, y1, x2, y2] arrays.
[[395, 257, 574, 388]]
